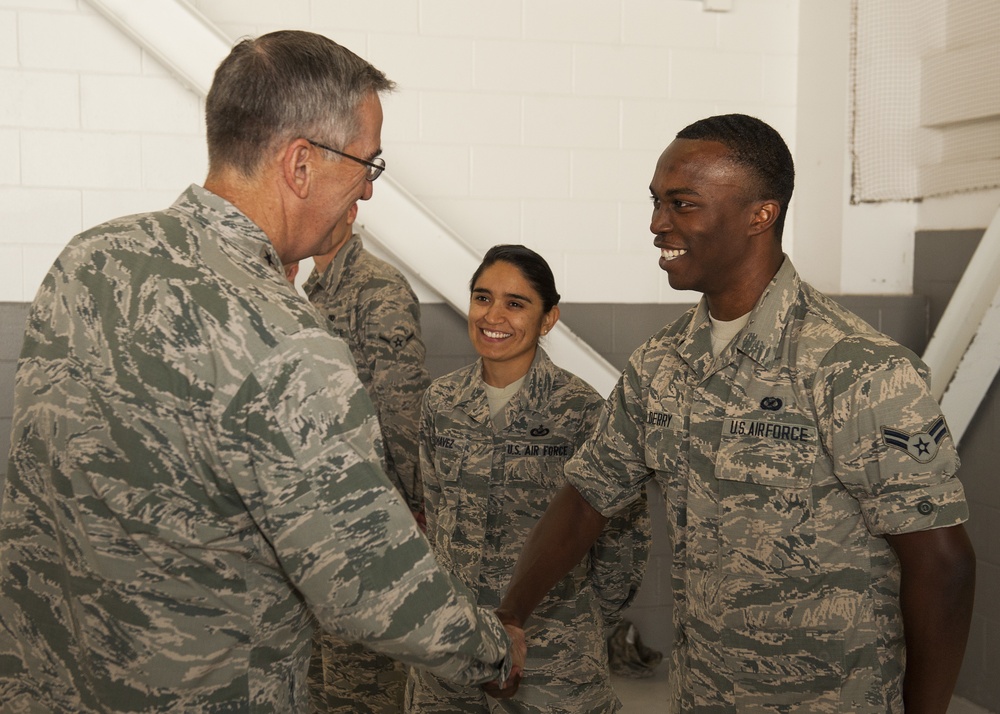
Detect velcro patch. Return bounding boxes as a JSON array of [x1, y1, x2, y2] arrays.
[[881, 416, 948, 464], [380, 326, 414, 352], [723, 418, 816, 443]]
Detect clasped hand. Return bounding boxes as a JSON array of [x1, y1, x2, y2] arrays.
[[482, 622, 527, 699]]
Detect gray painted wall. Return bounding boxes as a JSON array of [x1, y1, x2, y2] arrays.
[[0, 230, 995, 709]]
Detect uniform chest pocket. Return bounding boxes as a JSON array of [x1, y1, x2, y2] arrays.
[[427, 434, 473, 534], [431, 434, 465, 481], [716, 418, 822, 579], [502, 440, 575, 534]]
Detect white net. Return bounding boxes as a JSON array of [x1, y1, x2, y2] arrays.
[[850, 0, 1000, 203]]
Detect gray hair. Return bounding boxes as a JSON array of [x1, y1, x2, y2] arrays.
[[206, 30, 394, 177]]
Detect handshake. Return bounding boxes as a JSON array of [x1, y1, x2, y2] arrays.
[[482, 612, 528, 699]]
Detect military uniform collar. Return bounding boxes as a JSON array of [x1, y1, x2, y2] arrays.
[[511, 348, 558, 415], [737, 255, 799, 366], [303, 234, 363, 299], [452, 348, 557, 426], [679, 255, 799, 371], [175, 184, 286, 279]]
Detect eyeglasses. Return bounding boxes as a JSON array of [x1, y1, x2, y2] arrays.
[[306, 139, 386, 182]]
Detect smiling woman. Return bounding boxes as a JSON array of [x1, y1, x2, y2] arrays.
[[467, 248, 560, 389], [408, 245, 650, 713]]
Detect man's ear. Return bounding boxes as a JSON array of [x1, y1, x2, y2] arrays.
[[749, 199, 780, 236], [283, 139, 314, 199]]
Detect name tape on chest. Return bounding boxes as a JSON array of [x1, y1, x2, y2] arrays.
[[433, 435, 456, 450], [723, 418, 817, 443], [646, 410, 681, 429], [433, 434, 571, 459]]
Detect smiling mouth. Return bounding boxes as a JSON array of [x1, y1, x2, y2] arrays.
[[661, 248, 688, 261], [482, 329, 511, 339]]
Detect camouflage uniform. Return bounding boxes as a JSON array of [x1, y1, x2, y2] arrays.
[[303, 234, 431, 712], [409, 349, 650, 713], [566, 257, 969, 713], [304, 233, 429, 512], [0, 185, 511, 713]]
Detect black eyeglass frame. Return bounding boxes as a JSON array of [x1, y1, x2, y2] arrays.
[[305, 138, 386, 182]]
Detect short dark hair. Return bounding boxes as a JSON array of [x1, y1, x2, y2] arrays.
[[470, 245, 561, 313], [676, 114, 794, 239], [206, 30, 394, 177]]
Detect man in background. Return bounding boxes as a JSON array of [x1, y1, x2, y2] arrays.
[[304, 202, 429, 523], [497, 113, 975, 712], [0, 30, 521, 712], [302, 203, 431, 711]]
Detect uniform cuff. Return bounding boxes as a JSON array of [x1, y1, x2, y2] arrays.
[[858, 478, 968, 535]]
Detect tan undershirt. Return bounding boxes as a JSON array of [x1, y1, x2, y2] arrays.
[[709, 311, 751, 357], [485, 374, 527, 429]]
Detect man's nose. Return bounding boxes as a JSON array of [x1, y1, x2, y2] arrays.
[[650, 208, 670, 234]]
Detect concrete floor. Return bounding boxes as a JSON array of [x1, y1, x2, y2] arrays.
[[612, 670, 996, 713]]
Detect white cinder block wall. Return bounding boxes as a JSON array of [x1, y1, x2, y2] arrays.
[[4, 1, 999, 305], [211, 0, 802, 305], [1, 1, 209, 302], [2, 0, 805, 305]]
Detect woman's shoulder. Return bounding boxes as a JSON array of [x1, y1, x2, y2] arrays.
[[426, 361, 480, 403]]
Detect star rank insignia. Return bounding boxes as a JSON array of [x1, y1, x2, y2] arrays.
[[380, 327, 414, 352], [880, 416, 949, 464]]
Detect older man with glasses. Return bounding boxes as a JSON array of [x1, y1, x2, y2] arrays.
[[0, 30, 523, 712]]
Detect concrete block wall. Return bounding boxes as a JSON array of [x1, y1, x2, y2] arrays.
[[2, 0, 803, 304], [0, 0, 207, 303]]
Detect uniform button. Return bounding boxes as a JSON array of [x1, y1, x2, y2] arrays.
[[917, 500, 934, 515]]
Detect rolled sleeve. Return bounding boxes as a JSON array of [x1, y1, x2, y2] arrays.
[[566, 357, 654, 518], [819, 336, 968, 537]]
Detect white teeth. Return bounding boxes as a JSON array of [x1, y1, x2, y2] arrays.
[[483, 329, 511, 339], [661, 248, 688, 261]]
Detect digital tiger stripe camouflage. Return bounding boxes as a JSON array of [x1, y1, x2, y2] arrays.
[[409, 349, 650, 713], [303, 234, 432, 712], [0, 185, 511, 713], [566, 257, 969, 713]]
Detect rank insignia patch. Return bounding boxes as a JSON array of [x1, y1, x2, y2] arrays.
[[881, 417, 948, 463], [380, 327, 414, 352]]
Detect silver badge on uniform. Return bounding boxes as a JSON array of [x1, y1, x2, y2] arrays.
[[881, 416, 948, 464]]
